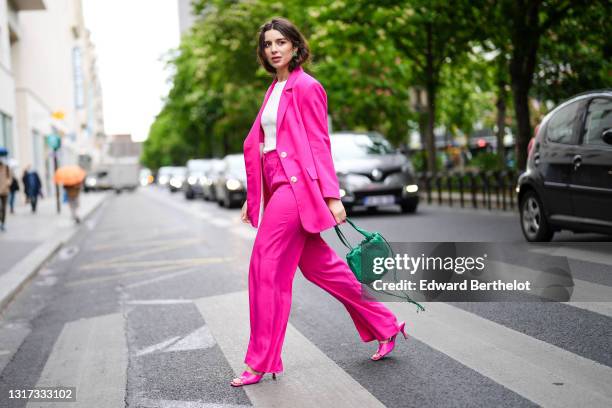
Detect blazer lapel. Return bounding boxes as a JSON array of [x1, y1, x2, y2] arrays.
[[276, 66, 303, 137], [246, 81, 276, 146]]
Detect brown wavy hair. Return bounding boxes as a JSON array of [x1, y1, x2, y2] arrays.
[[256, 17, 310, 75]]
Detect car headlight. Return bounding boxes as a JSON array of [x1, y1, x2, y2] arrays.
[[405, 184, 418, 193], [188, 176, 197, 185], [85, 178, 97, 187], [199, 176, 206, 185], [226, 179, 241, 190], [339, 188, 346, 198], [159, 176, 169, 185]]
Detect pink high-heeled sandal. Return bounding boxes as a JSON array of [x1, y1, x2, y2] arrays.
[[230, 370, 277, 387], [371, 321, 408, 361]]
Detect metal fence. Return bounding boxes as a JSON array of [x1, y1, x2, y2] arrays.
[[416, 170, 519, 211]]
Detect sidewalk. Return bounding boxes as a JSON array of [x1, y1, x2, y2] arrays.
[[0, 192, 108, 312]]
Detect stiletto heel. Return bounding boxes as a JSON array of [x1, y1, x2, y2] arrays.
[[399, 321, 408, 340], [230, 370, 276, 387], [371, 321, 407, 361]]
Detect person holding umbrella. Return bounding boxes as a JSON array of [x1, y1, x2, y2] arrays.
[[54, 165, 86, 224], [0, 147, 12, 231]]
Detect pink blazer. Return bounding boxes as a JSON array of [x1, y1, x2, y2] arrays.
[[243, 66, 340, 233]]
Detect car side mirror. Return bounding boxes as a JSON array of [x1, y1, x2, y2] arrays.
[[602, 128, 612, 145]]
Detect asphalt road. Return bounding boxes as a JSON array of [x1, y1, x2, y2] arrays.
[[0, 187, 610, 408]]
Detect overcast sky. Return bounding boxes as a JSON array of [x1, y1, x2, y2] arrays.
[[82, 0, 180, 142]]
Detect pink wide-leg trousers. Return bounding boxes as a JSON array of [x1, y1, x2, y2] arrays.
[[244, 150, 400, 374]]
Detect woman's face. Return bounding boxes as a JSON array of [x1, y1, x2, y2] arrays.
[[263, 29, 295, 72]]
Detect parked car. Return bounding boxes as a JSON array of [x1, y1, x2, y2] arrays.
[[168, 166, 187, 192], [157, 166, 175, 187], [330, 131, 419, 213], [203, 159, 225, 201], [517, 90, 612, 242], [214, 154, 247, 208], [84, 168, 112, 192], [184, 159, 212, 199], [140, 168, 153, 186]]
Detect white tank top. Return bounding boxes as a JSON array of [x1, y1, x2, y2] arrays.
[[261, 79, 287, 153]]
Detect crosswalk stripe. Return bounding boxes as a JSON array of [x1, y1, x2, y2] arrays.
[[386, 301, 612, 408], [27, 313, 127, 408], [529, 245, 612, 266], [194, 291, 386, 408], [491, 260, 612, 318], [134, 398, 250, 408]]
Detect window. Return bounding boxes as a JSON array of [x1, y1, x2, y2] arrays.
[[546, 101, 582, 144], [583, 98, 612, 146], [0, 112, 14, 157]]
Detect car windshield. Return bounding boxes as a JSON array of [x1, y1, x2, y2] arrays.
[[188, 161, 209, 172], [172, 167, 187, 176], [226, 156, 245, 172], [330, 133, 395, 160]]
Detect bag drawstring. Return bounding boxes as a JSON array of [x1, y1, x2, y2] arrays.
[[336, 217, 425, 313]]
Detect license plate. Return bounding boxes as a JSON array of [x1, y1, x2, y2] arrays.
[[363, 195, 395, 206]]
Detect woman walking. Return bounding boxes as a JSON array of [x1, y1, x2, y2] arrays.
[[232, 17, 407, 387]]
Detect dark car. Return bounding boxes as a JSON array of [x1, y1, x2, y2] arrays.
[[330, 131, 419, 213], [517, 90, 612, 242], [214, 154, 247, 208], [184, 159, 212, 199]]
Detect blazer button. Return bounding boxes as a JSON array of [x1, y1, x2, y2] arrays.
[[280, 151, 287, 158], [290, 176, 297, 183]]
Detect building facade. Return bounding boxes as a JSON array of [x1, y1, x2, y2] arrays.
[[0, 0, 105, 195]]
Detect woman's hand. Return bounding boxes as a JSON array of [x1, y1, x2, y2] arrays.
[[326, 198, 346, 224], [241, 201, 250, 224]]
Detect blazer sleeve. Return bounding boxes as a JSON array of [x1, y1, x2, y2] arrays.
[[300, 82, 340, 200]]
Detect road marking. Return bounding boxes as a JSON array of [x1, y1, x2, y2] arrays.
[[134, 398, 250, 408], [79, 257, 233, 271], [386, 301, 612, 408], [490, 260, 612, 318], [134, 325, 216, 357], [143, 188, 249, 239], [27, 313, 127, 408], [124, 268, 201, 289], [529, 246, 612, 266], [195, 291, 385, 408], [68, 259, 232, 287], [135, 336, 181, 357], [125, 299, 195, 305], [165, 325, 216, 353], [92, 237, 201, 251]]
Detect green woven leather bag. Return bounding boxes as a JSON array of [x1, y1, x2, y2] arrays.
[[334, 218, 424, 312]]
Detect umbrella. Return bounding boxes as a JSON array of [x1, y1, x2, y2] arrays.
[[54, 165, 86, 186], [0, 147, 8, 157]]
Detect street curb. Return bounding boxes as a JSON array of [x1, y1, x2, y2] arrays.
[[0, 194, 108, 314]]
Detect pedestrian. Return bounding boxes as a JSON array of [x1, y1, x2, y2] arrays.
[[9, 175, 19, 213], [22, 165, 43, 213], [232, 17, 406, 387], [0, 152, 12, 231], [64, 184, 81, 224]]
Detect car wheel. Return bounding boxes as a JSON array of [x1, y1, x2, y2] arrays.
[[520, 191, 554, 242], [401, 201, 418, 213]]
